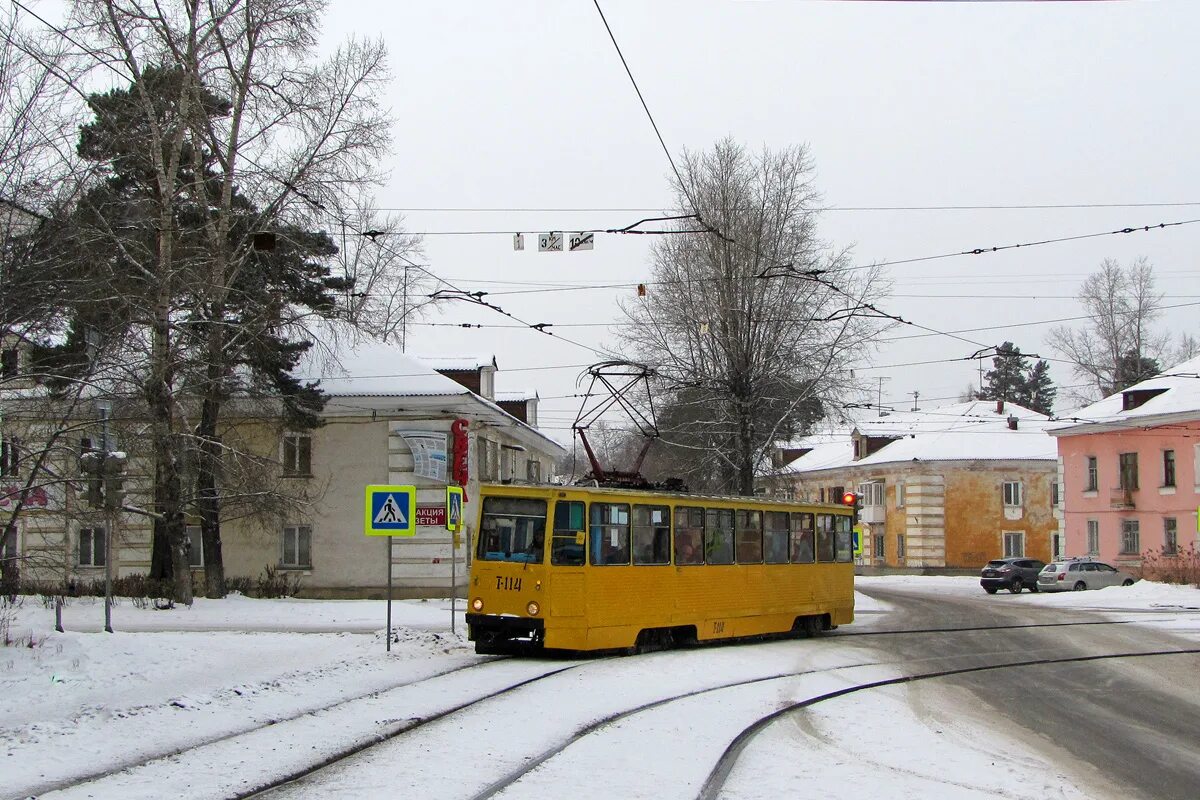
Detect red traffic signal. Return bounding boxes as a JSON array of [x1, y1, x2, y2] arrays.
[[841, 491, 859, 507]]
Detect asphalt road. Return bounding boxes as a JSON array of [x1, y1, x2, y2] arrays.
[[857, 586, 1200, 800]]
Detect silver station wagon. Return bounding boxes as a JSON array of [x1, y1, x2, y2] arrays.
[[1037, 558, 1137, 592]]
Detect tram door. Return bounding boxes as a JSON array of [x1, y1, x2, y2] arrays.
[[548, 500, 586, 617]]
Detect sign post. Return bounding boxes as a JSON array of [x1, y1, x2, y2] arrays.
[[446, 486, 465, 636], [364, 485, 416, 652]]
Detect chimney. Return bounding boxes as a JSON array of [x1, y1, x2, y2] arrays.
[[1007, 414, 1018, 430], [996, 399, 1004, 414]]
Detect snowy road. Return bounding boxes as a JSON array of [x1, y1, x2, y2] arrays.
[[4, 578, 1199, 800]]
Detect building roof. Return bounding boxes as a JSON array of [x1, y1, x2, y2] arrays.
[[416, 355, 497, 372], [495, 390, 538, 402], [778, 400, 1056, 475], [1048, 354, 1200, 435], [302, 340, 475, 397]]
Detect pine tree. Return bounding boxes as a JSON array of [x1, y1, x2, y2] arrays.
[[982, 342, 1056, 415]]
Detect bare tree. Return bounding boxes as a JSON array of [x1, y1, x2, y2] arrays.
[[1047, 257, 1168, 402], [617, 139, 887, 495]]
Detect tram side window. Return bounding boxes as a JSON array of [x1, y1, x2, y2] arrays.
[[674, 506, 704, 565], [764, 511, 789, 564], [834, 514, 854, 562], [633, 505, 671, 565], [790, 512, 814, 563], [735, 509, 763, 563], [590, 503, 631, 566], [478, 497, 547, 563], [705, 508, 735, 565], [551, 500, 586, 566], [816, 513, 836, 562]]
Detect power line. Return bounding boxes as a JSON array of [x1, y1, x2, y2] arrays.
[[371, 201, 1200, 214]]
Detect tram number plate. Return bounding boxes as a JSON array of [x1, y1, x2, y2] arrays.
[[496, 576, 523, 591], [711, 620, 726, 635]]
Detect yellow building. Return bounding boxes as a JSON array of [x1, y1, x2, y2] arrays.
[[761, 401, 1060, 571]]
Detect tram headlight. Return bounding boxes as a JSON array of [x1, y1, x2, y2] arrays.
[[471, 597, 484, 612], [526, 601, 541, 616]]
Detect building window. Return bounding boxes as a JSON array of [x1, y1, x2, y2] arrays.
[[896, 533, 906, 560], [830, 486, 844, 504], [78, 526, 107, 567], [1162, 450, 1176, 488], [1003, 531, 1025, 557], [859, 481, 885, 507], [527, 459, 542, 483], [895, 481, 905, 508], [1051, 481, 1060, 507], [1086, 519, 1099, 556], [186, 525, 204, 568], [1085, 456, 1098, 492], [0, 347, 17, 379], [281, 525, 312, 568], [873, 533, 885, 562], [0, 434, 18, 477], [282, 434, 312, 476], [1163, 518, 1178, 555], [1002, 481, 1023, 508], [1120, 519, 1139, 555], [1118, 452, 1138, 490]]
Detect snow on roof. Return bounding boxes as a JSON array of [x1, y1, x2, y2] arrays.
[[495, 390, 538, 402], [298, 339, 472, 397], [780, 400, 1056, 475], [1048, 354, 1200, 434], [417, 355, 497, 372]]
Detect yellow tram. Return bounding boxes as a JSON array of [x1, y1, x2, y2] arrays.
[[466, 483, 855, 654]]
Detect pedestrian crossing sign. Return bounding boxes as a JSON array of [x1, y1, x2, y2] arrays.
[[364, 485, 417, 536]]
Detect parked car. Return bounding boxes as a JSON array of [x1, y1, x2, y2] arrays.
[[1037, 559, 1138, 592], [980, 557, 1045, 594]]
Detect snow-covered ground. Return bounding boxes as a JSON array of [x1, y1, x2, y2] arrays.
[[1, 578, 1196, 799]]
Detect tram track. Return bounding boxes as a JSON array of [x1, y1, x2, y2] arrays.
[[695, 646, 1200, 800], [7, 656, 568, 800], [254, 617, 1195, 800]]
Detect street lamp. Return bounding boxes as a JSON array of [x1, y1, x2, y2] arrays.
[[95, 399, 113, 634]]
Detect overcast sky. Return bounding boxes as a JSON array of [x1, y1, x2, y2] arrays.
[[318, 1, 1200, 443]]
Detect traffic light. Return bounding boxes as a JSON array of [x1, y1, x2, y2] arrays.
[[840, 490, 860, 525], [80, 450, 104, 508], [103, 452, 127, 510]]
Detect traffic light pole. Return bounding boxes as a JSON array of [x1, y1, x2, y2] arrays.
[[98, 403, 113, 634]]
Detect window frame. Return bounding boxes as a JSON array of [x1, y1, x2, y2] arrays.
[[78, 525, 107, 567], [815, 513, 836, 562], [590, 502, 631, 566], [895, 481, 906, 509], [1118, 452, 1139, 491], [632, 504, 671, 566], [1002, 481, 1023, 508], [1119, 519, 1140, 555], [896, 532, 906, 561], [734, 509, 763, 564], [764, 511, 790, 564], [281, 524, 313, 569], [1002, 530, 1025, 558], [1086, 519, 1100, 556], [1085, 456, 1098, 492], [673, 505, 705, 565], [1163, 517, 1178, 555], [281, 433, 312, 477], [789, 511, 814, 563], [704, 508, 735, 565], [0, 347, 17, 379], [0, 434, 18, 477], [1163, 450, 1176, 488], [479, 497, 547, 563], [186, 524, 205, 568], [551, 500, 586, 566], [873, 532, 886, 562]]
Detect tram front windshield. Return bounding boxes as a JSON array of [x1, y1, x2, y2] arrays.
[[478, 497, 547, 563]]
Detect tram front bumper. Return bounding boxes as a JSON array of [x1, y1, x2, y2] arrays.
[[466, 613, 545, 653]]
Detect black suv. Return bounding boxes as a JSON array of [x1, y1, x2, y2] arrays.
[[980, 557, 1045, 594]]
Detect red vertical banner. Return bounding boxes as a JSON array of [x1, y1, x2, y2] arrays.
[[451, 418, 469, 501]]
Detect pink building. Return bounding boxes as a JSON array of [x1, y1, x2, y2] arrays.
[[1050, 357, 1200, 567]]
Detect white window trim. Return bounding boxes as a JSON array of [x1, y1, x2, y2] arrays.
[[1086, 519, 1100, 556], [77, 525, 107, 568], [281, 433, 312, 477], [895, 481, 905, 509], [1002, 530, 1025, 558], [281, 524, 312, 569], [186, 524, 205, 568], [1002, 481, 1023, 508]]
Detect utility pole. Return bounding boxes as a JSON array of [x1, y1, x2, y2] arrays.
[[96, 400, 114, 634], [876, 376, 891, 416], [911, 390, 920, 411]]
